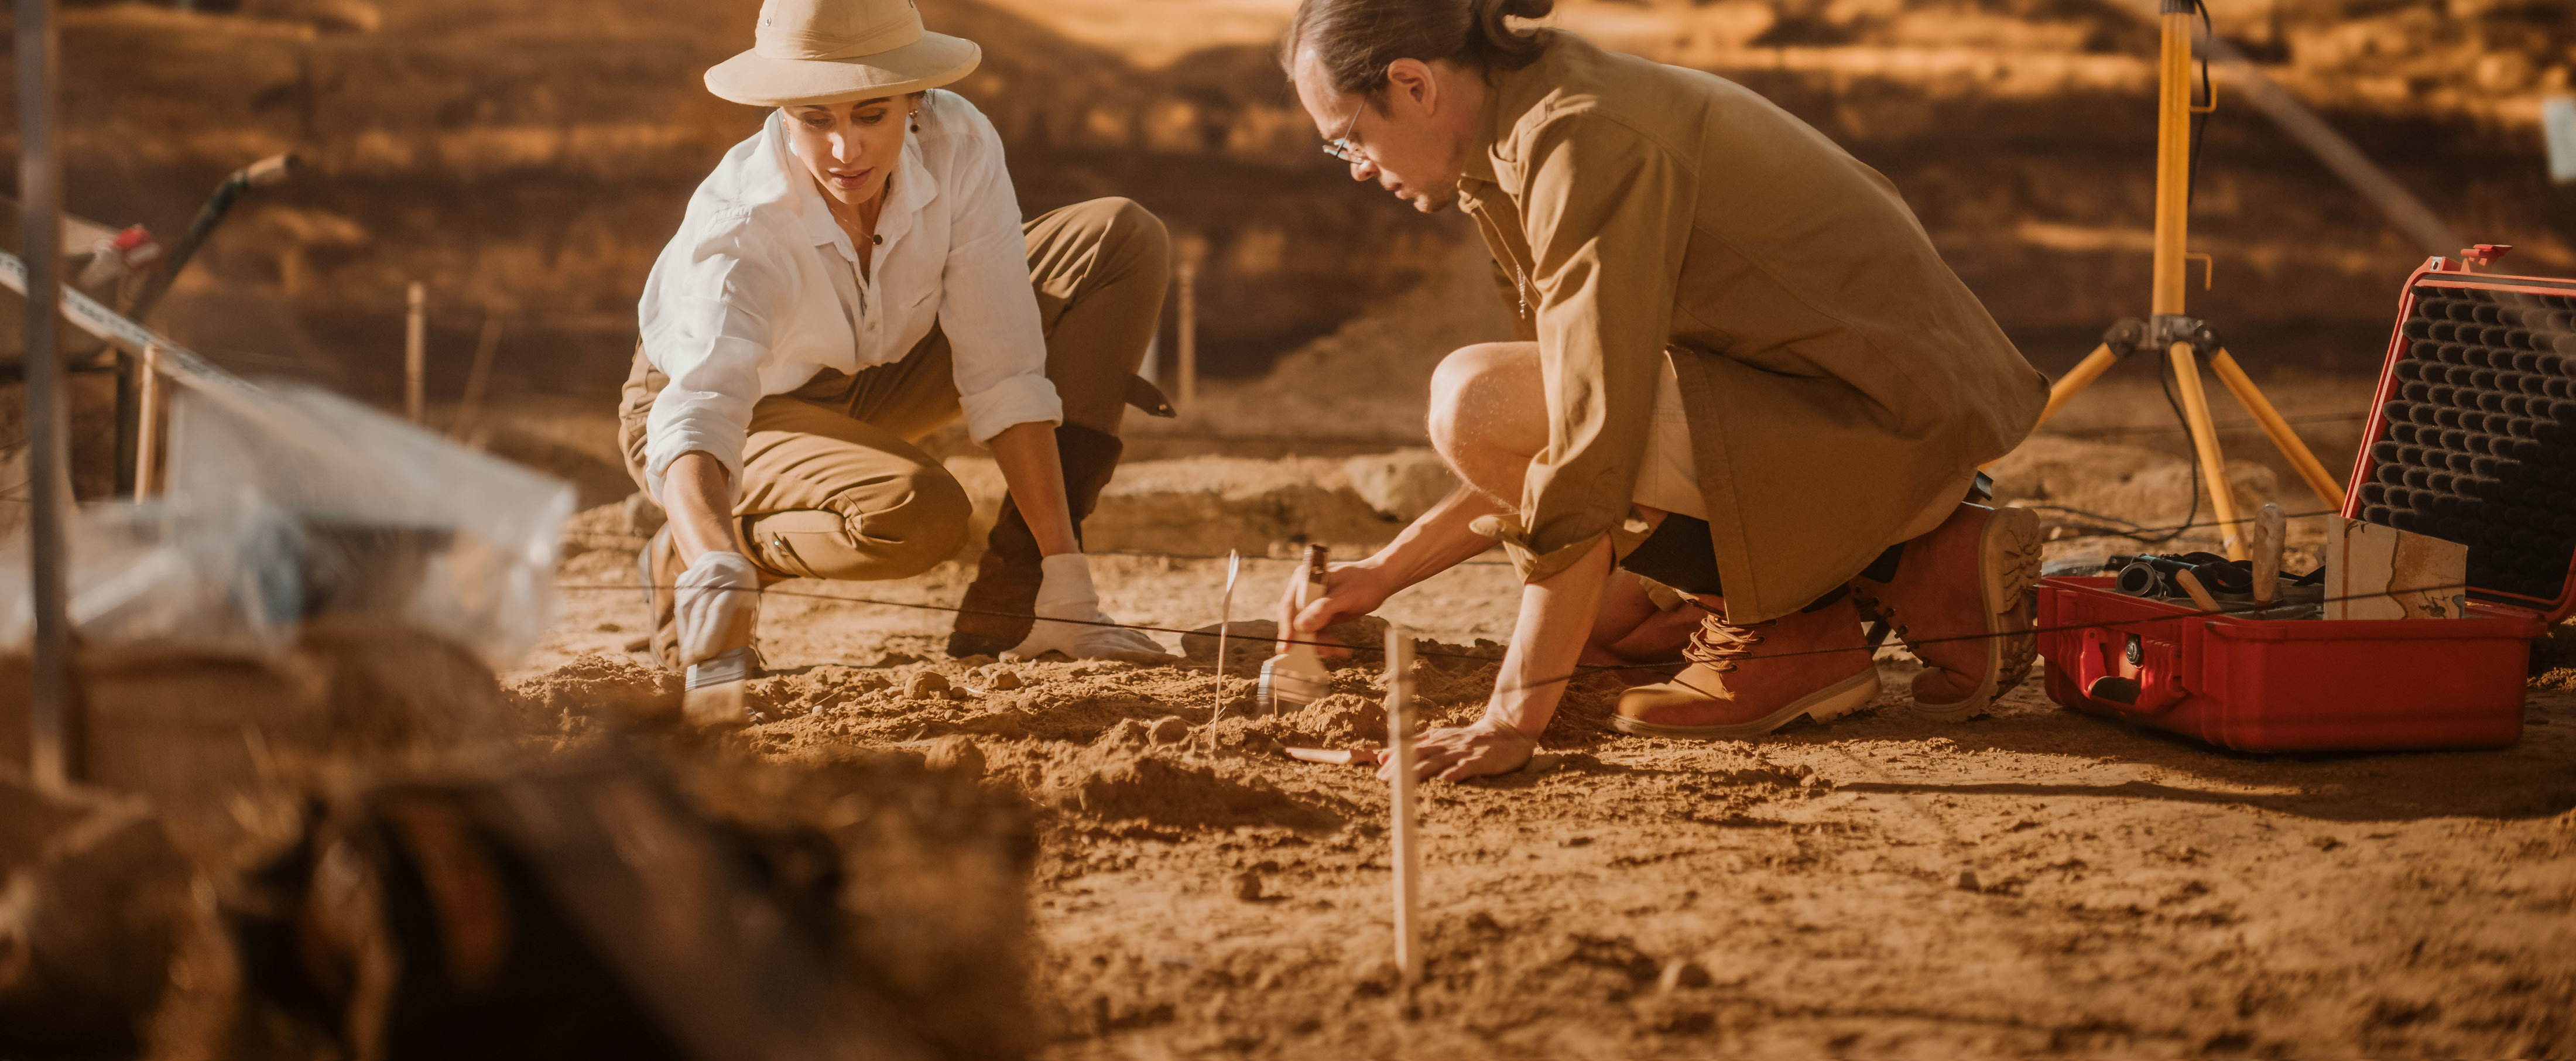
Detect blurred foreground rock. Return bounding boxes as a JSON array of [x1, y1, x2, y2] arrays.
[[0, 622, 1039, 1059], [0, 783, 194, 1060]]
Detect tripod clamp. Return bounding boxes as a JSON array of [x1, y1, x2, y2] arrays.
[[2104, 315, 2220, 360]]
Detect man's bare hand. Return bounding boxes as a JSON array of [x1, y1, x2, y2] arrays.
[[1379, 717, 1536, 782], [1274, 560, 1395, 659]]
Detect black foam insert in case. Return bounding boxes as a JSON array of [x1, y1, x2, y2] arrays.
[[2354, 262, 2576, 612]]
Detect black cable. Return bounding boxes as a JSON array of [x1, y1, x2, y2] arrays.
[[2150, 364, 2205, 545], [2187, 0, 2214, 210]]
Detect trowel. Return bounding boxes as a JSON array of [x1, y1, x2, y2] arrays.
[[1258, 545, 1331, 715]]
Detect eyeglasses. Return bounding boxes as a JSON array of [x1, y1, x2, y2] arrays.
[[1321, 105, 1366, 165]]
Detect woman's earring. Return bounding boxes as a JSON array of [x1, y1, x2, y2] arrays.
[[909, 110, 920, 132]]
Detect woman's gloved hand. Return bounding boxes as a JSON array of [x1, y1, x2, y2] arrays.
[[673, 550, 762, 668], [1003, 553, 1172, 662]]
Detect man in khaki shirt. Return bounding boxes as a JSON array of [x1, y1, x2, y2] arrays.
[[1276, 0, 2050, 781]]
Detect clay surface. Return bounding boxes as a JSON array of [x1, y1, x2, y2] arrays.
[[520, 458, 2576, 1057]]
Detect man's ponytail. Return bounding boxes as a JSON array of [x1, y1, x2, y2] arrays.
[[1283, 0, 1553, 101], [1472, 0, 1554, 67]]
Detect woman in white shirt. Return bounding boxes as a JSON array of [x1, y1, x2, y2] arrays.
[[620, 0, 1171, 686]]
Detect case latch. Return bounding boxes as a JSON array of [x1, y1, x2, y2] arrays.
[[2077, 627, 2187, 713]]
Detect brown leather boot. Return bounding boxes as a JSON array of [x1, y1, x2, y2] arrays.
[[1612, 595, 1880, 740], [1847, 502, 2040, 720], [947, 423, 1125, 658]]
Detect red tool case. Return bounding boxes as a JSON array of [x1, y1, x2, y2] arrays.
[[2036, 253, 2571, 751]]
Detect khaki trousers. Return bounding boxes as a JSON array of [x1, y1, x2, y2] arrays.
[[619, 196, 1169, 581]]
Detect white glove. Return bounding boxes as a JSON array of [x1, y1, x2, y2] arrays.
[[1002, 553, 1172, 662], [673, 550, 761, 668]]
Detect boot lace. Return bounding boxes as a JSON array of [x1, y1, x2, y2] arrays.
[[1680, 603, 1765, 673], [1848, 586, 1918, 654]]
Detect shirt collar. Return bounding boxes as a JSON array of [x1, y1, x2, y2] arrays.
[[1462, 77, 1505, 187], [1460, 33, 1555, 190], [875, 131, 936, 247], [770, 111, 940, 262]]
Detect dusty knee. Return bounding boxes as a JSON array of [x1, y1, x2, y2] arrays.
[[1071, 196, 1170, 286], [746, 465, 972, 581], [1427, 342, 1537, 457]]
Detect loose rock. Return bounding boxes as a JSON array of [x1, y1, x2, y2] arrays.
[[923, 735, 985, 778], [1147, 716, 1191, 745], [907, 671, 952, 699], [957, 710, 1026, 738]]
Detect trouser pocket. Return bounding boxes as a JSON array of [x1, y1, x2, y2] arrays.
[[742, 509, 851, 581]]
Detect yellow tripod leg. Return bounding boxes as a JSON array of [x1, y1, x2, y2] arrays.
[[2207, 348, 2348, 511], [2033, 343, 2120, 433], [1983, 343, 2122, 473], [2167, 342, 2246, 561]]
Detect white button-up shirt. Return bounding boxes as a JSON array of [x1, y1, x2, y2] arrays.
[[637, 90, 1061, 492]]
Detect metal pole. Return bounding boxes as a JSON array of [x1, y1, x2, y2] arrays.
[[19, 0, 73, 791], [405, 281, 426, 423], [2149, 2, 2194, 319], [2168, 341, 2246, 559]]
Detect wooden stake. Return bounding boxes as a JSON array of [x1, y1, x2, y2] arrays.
[[1385, 625, 1420, 983], [405, 281, 426, 424], [19, 0, 73, 792], [1207, 549, 1241, 755], [2250, 502, 2284, 605], [452, 310, 501, 442], [134, 344, 162, 498], [1175, 235, 1205, 410]]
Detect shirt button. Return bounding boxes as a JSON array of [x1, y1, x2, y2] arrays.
[[871, 234, 883, 245]]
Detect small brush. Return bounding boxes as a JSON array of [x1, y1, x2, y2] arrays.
[[1257, 544, 1331, 715]]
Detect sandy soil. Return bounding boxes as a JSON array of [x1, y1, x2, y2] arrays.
[[518, 472, 2576, 1057]]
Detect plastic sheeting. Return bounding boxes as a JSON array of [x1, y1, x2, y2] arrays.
[[0, 498, 302, 655], [0, 382, 574, 666]]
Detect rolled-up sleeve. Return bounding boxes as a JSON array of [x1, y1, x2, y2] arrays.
[[935, 111, 1063, 443], [642, 223, 779, 498], [1503, 114, 1697, 583]]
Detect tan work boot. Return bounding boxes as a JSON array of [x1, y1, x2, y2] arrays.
[[1847, 502, 2040, 721], [1612, 595, 1881, 740]]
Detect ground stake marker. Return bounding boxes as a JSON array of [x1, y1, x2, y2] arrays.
[[1385, 624, 1420, 984], [1207, 549, 1241, 756]]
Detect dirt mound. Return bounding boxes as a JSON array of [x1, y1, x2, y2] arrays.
[[1036, 734, 1345, 831], [506, 651, 679, 731], [947, 454, 1409, 556]]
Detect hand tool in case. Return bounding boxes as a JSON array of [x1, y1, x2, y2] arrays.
[[2036, 248, 2569, 752]]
